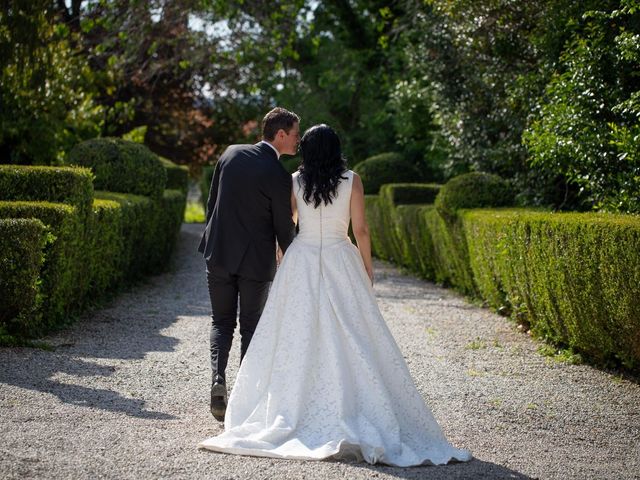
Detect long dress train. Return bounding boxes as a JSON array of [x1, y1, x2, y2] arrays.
[[198, 170, 472, 467]]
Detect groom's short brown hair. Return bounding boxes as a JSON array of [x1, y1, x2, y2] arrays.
[[262, 107, 300, 141]]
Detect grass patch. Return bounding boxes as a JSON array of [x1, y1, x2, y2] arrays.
[[184, 201, 205, 223], [537, 343, 584, 365], [466, 337, 487, 350]]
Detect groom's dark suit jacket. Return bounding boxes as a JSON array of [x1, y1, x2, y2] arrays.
[[198, 142, 296, 282]]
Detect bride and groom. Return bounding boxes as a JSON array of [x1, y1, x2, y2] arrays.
[[196, 107, 472, 467]]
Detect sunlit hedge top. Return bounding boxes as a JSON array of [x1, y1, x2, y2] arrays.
[[435, 172, 514, 219], [68, 138, 167, 199], [353, 152, 420, 195], [0, 165, 94, 216]]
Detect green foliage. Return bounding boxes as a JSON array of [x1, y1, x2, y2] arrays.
[[93, 191, 157, 280], [385, 183, 441, 205], [159, 156, 189, 194], [0, 218, 48, 336], [0, 165, 94, 217], [85, 198, 124, 294], [0, 201, 83, 335], [184, 201, 205, 223], [365, 184, 640, 369], [463, 209, 640, 369], [524, 4, 640, 213], [353, 153, 420, 194], [435, 172, 514, 219], [67, 138, 167, 199], [153, 189, 187, 269], [0, 1, 102, 164], [281, 156, 301, 174]]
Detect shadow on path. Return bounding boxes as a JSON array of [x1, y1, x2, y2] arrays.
[[340, 457, 535, 479], [0, 226, 210, 419]]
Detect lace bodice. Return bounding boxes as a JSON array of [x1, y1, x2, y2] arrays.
[[293, 170, 353, 247]]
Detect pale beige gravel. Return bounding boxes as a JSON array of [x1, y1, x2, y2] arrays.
[[1, 223, 639, 480]]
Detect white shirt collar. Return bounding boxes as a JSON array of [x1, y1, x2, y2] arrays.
[[258, 140, 280, 159]]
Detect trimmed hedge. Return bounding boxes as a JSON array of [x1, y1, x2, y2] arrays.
[[0, 144, 187, 340], [463, 209, 640, 368], [93, 191, 158, 280], [365, 182, 640, 369], [86, 198, 124, 294], [353, 152, 420, 194], [160, 157, 189, 194], [0, 165, 94, 217], [0, 218, 48, 337], [435, 172, 514, 219], [152, 189, 187, 269], [68, 137, 167, 199], [0, 201, 82, 334]]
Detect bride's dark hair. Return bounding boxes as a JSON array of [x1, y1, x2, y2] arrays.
[[298, 124, 348, 208]]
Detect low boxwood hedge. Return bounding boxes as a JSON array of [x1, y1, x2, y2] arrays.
[[0, 218, 48, 338], [365, 182, 640, 370], [67, 137, 167, 199], [0, 165, 94, 218], [353, 153, 420, 194], [0, 201, 83, 334], [160, 157, 189, 194], [435, 172, 514, 220], [463, 209, 640, 368]]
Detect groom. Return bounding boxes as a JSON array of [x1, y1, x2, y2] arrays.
[[198, 107, 299, 421]]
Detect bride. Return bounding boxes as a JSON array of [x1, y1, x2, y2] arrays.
[[198, 124, 472, 467]]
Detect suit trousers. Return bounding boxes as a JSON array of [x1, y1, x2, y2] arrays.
[[206, 263, 271, 383]]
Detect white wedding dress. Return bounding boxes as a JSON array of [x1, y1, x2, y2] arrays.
[[198, 170, 472, 466]]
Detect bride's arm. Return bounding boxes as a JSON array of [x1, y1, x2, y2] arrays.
[[350, 173, 374, 285], [291, 182, 298, 226]]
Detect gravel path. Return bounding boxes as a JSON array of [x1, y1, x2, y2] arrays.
[[1, 223, 639, 480]]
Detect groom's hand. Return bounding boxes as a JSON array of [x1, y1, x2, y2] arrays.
[[276, 247, 284, 267]]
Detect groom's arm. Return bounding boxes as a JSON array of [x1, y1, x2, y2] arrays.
[[271, 170, 296, 253], [204, 161, 221, 225]]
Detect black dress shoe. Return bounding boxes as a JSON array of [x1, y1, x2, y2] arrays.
[[210, 379, 227, 421]]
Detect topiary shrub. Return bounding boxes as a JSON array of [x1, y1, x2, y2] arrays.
[[159, 157, 189, 194], [67, 137, 167, 199], [353, 153, 420, 194], [435, 172, 514, 219], [0, 218, 48, 339], [0, 165, 94, 218], [0, 201, 83, 334]]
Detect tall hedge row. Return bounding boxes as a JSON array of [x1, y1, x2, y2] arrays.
[[365, 182, 640, 370], [0, 142, 187, 340]]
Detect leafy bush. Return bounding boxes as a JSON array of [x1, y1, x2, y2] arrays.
[[353, 153, 420, 194], [463, 209, 640, 369], [365, 185, 640, 370], [0, 218, 48, 337], [85, 198, 124, 294], [386, 183, 441, 205], [159, 157, 189, 194], [524, 5, 640, 213], [149, 189, 187, 272], [67, 137, 167, 199], [0, 165, 94, 217], [0, 201, 83, 334], [281, 156, 301, 174], [93, 191, 157, 281], [435, 172, 514, 219]]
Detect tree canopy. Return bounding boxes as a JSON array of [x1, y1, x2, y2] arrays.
[[1, 0, 639, 212]]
